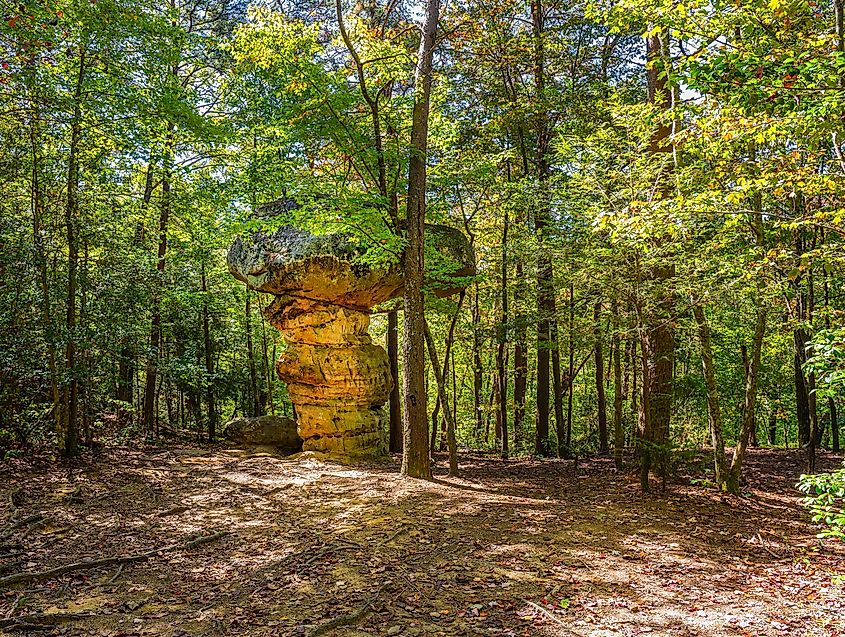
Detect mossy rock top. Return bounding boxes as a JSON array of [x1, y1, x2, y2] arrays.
[[228, 223, 475, 308]]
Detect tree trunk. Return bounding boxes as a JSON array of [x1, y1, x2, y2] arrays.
[[594, 302, 609, 454], [726, 306, 767, 493], [473, 284, 485, 440], [637, 321, 653, 492], [142, 122, 175, 436], [692, 302, 729, 489], [260, 297, 274, 416], [638, 26, 676, 490], [530, 0, 554, 458], [740, 344, 760, 448], [612, 321, 624, 470], [202, 264, 216, 442], [566, 285, 575, 450], [60, 44, 88, 458], [401, 0, 439, 479], [768, 412, 777, 446], [28, 66, 61, 443], [497, 208, 509, 458], [388, 310, 402, 453], [794, 327, 812, 446], [424, 321, 458, 476], [513, 261, 528, 447], [551, 316, 565, 457], [245, 291, 260, 417], [117, 158, 155, 407]]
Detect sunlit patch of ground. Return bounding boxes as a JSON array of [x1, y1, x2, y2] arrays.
[[0, 447, 843, 636]]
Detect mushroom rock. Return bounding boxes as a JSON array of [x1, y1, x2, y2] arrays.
[[227, 224, 474, 461]]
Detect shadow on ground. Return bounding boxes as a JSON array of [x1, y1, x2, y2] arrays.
[[0, 448, 843, 637]]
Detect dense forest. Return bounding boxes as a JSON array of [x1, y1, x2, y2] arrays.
[[3, 0, 845, 482], [1, 0, 845, 635]]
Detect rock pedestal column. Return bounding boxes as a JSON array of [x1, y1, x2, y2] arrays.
[[227, 221, 475, 462], [264, 295, 391, 458]]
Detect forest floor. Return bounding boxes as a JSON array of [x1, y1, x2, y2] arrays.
[[0, 447, 843, 637]]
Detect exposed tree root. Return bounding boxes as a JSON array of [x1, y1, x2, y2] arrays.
[[0, 611, 96, 630], [0, 531, 228, 587], [1, 513, 44, 540], [306, 584, 387, 637], [522, 598, 568, 628]]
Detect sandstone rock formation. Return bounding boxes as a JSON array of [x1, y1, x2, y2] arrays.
[[227, 223, 474, 460], [223, 414, 302, 451]]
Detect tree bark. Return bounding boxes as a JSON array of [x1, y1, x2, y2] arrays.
[[245, 291, 260, 417], [388, 310, 402, 453], [638, 26, 676, 490], [60, 43, 88, 458], [692, 301, 729, 488], [513, 261, 528, 448], [497, 207, 510, 458], [530, 0, 554, 458], [471, 283, 485, 441], [566, 285, 575, 450], [28, 64, 61, 444], [401, 0, 439, 479], [612, 317, 624, 470], [424, 321, 458, 476], [202, 264, 216, 442], [142, 121, 175, 436], [727, 306, 767, 493], [594, 302, 609, 454], [551, 316, 565, 457]]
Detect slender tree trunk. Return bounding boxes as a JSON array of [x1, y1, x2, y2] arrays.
[[565, 285, 575, 450], [430, 374, 440, 453], [692, 302, 729, 488], [246, 291, 260, 417], [424, 321, 458, 476], [202, 264, 216, 442], [637, 321, 652, 491], [594, 302, 609, 454], [28, 66, 61, 442], [794, 324, 812, 452], [530, 0, 554, 458], [471, 288, 484, 443], [513, 261, 528, 447], [142, 122, 175, 435], [630, 339, 638, 447], [388, 310, 402, 452], [824, 256, 838, 452], [739, 344, 761, 448], [80, 240, 93, 445], [612, 316, 624, 470], [497, 208, 510, 458], [261, 297, 275, 416], [727, 306, 767, 492], [768, 412, 777, 446], [60, 43, 88, 458], [431, 297, 462, 453], [551, 317, 565, 457], [401, 0, 439, 479], [117, 157, 155, 406]]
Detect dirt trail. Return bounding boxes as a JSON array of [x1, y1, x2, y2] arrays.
[[0, 448, 843, 637]]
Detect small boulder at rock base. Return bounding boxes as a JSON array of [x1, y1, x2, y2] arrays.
[[223, 415, 302, 451]]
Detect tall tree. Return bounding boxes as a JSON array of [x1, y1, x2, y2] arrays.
[[401, 0, 440, 479]]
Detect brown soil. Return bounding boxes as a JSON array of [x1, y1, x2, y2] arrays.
[[0, 448, 843, 637]]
